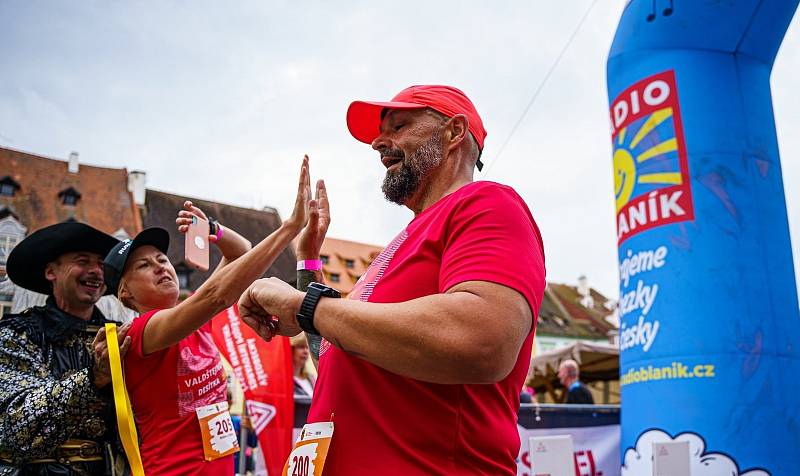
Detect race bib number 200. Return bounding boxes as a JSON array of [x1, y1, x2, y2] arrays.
[[196, 401, 240, 461], [283, 421, 334, 476]]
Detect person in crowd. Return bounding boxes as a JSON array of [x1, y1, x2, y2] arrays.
[[101, 157, 311, 476], [0, 222, 130, 475], [520, 389, 533, 404], [558, 359, 594, 404], [292, 334, 316, 397], [238, 85, 546, 475]]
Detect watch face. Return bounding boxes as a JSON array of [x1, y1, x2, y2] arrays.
[[310, 282, 340, 298]]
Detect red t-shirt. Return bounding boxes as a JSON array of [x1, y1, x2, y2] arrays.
[[125, 310, 234, 475], [309, 181, 546, 475]]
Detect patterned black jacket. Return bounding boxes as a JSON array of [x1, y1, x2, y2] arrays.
[[0, 298, 126, 475]]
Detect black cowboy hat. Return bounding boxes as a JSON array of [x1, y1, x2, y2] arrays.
[[6, 221, 120, 295], [103, 227, 171, 297]]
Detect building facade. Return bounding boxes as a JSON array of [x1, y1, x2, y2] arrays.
[[318, 237, 383, 297], [0, 147, 143, 318], [0, 146, 295, 319]]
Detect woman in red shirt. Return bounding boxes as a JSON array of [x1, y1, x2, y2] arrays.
[[103, 157, 311, 475]]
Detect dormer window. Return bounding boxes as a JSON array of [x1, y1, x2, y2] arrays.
[[59, 187, 81, 206], [0, 177, 20, 197]]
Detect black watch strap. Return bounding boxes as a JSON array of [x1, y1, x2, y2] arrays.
[[298, 287, 323, 335], [297, 283, 341, 336]]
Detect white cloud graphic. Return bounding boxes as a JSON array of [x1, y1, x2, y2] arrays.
[[622, 429, 769, 476]]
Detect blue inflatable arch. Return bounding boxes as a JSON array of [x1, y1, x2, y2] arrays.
[[607, 1, 799, 474]]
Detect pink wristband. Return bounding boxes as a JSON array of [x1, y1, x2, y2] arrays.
[[215, 224, 224, 241], [297, 259, 322, 271]]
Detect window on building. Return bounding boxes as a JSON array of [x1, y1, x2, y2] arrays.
[[321, 255, 329, 265], [0, 215, 26, 267], [329, 273, 340, 283], [0, 301, 12, 319], [0, 235, 19, 264], [344, 259, 355, 269], [0, 177, 20, 197], [58, 187, 81, 206]]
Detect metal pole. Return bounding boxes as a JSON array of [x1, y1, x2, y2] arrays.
[[237, 402, 248, 476]]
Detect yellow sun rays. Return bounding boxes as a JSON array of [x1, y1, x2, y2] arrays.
[[636, 138, 677, 163], [638, 172, 682, 185], [614, 106, 683, 204], [630, 108, 673, 148]]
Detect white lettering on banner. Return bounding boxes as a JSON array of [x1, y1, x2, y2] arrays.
[[617, 191, 686, 240], [247, 338, 269, 387], [230, 310, 262, 390], [516, 425, 620, 476], [619, 280, 659, 316], [620, 315, 660, 352], [220, 308, 253, 391], [230, 311, 246, 345], [238, 342, 258, 391], [612, 78, 670, 132], [221, 325, 240, 367], [619, 246, 668, 287], [618, 245, 669, 353]]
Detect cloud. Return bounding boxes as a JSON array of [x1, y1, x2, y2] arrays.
[[622, 429, 769, 476]]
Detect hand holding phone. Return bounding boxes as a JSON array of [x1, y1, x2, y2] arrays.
[[185, 215, 210, 271]]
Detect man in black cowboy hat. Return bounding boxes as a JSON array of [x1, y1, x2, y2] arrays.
[[0, 221, 131, 475]]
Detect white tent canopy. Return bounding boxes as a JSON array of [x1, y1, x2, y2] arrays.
[[527, 341, 619, 391]]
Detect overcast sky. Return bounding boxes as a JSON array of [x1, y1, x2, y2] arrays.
[[2, 1, 799, 298]]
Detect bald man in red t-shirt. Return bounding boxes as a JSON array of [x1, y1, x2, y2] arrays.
[[240, 85, 546, 475]]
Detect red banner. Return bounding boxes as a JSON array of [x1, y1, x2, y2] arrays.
[[211, 305, 294, 475]]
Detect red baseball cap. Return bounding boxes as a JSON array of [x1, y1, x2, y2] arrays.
[[346, 85, 487, 170]]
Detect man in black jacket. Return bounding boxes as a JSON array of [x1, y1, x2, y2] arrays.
[[0, 222, 131, 475], [558, 359, 595, 404]]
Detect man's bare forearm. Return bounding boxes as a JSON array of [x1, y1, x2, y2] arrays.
[[313, 281, 531, 384]]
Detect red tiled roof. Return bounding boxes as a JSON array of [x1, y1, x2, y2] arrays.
[[0, 146, 142, 236], [319, 237, 383, 295], [543, 282, 616, 337]]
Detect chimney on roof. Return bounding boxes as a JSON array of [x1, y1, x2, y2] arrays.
[[577, 275, 590, 296], [68, 151, 79, 174], [128, 170, 147, 207], [577, 275, 594, 308]]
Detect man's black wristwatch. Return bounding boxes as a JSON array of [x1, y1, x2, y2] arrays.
[[296, 282, 341, 335]]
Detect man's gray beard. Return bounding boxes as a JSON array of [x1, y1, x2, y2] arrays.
[[381, 132, 443, 205]]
